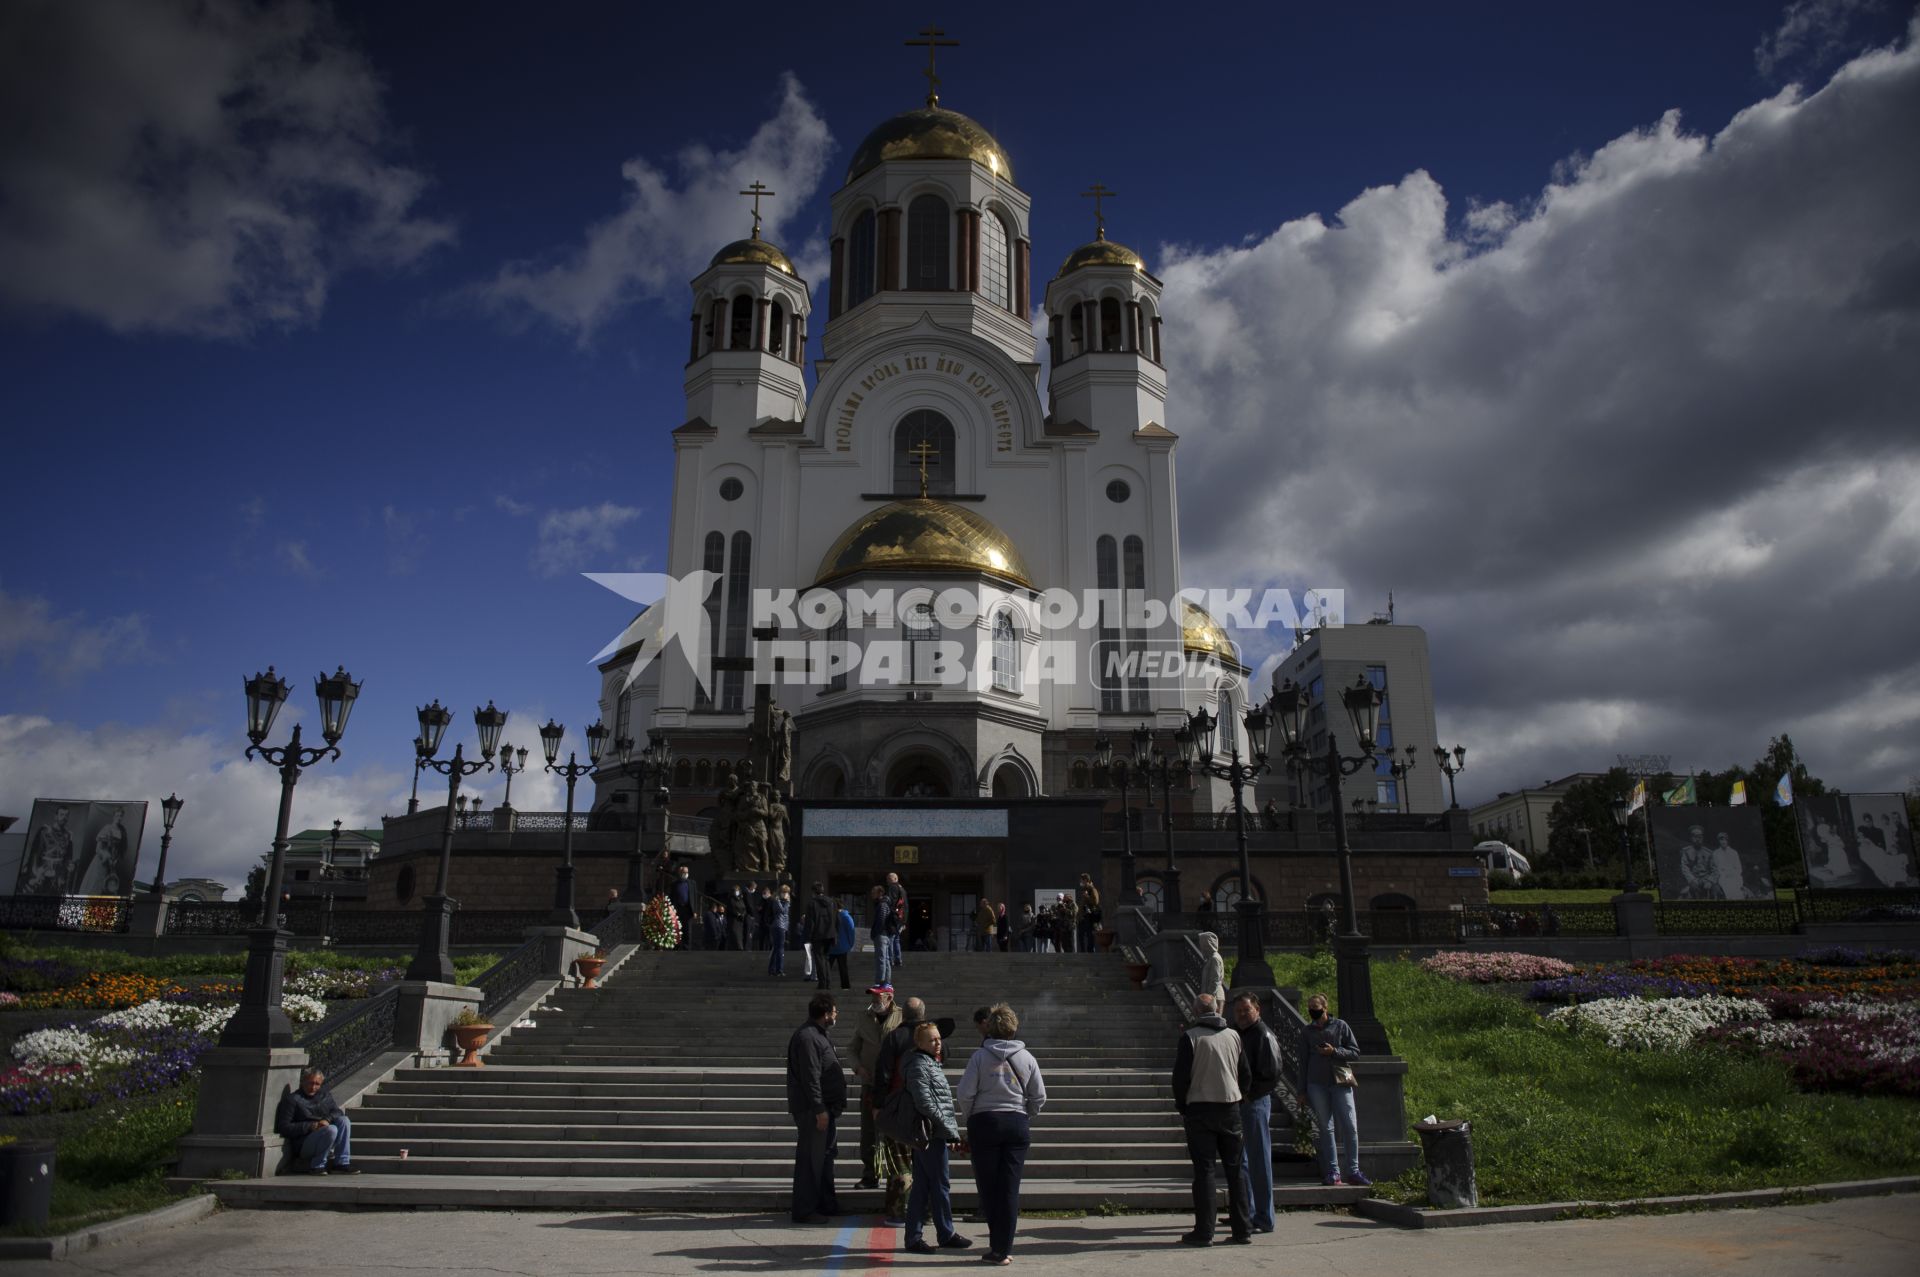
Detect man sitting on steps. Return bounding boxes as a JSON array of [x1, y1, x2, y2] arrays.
[[274, 1067, 361, 1176]]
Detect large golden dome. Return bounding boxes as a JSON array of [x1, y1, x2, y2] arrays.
[[847, 107, 1014, 183], [709, 236, 796, 275], [1181, 600, 1239, 663], [1059, 236, 1145, 276], [815, 498, 1032, 589]]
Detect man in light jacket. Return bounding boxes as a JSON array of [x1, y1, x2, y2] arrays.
[[1171, 993, 1253, 1246]]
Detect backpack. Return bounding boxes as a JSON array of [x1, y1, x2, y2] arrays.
[[833, 909, 856, 956], [878, 1082, 925, 1148]]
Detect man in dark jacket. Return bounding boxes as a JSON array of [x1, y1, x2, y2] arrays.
[[806, 883, 840, 991], [870, 885, 895, 987], [1231, 991, 1284, 1233], [273, 1068, 361, 1175], [787, 992, 846, 1223], [1171, 994, 1252, 1246], [670, 864, 693, 949]]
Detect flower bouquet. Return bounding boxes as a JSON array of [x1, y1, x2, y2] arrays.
[[641, 893, 682, 950]]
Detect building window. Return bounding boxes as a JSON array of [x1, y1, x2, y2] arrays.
[[980, 212, 1012, 310], [1106, 479, 1130, 503], [719, 477, 743, 501], [1068, 304, 1085, 356], [892, 410, 956, 495], [695, 531, 725, 711], [722, 532, 752, 711], [768, 299, 786, 354], [1122, 535, 1149, 713], [1096, 535, 1121, 713], [728, 295, 753, 349], [826, 614, 849, 693], [905, 600, 938, 684], [907, 194, 950, 290], [1218, 690, 1238, 760], [847, 209, 877, 309], [673, 758, 692, 789], [992, 610, 1019, 692], [1100, 297, 1123, 350], [1070, 759, 1090, 790]]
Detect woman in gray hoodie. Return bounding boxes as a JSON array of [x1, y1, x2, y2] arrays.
[[955, 1003, 1047, 1265]]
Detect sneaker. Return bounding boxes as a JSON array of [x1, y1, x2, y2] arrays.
[[981, 1256, 1010, 1267], [1225, 1234, 1253, 1245], [1321, 1174, 1342, 1186], [302, 1167, 329, 1176], [939, 1233, 974, 1249], [904, 1240, 937, 1255], [1345, 1171, 1372, 1186], [1178, 1232, 1212, 1247], [883, 1215, 907, 1227], [331, 1164, 363, 1175]]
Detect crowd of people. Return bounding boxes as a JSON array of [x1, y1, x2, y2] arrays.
[[786, 982, 1368, 1256]]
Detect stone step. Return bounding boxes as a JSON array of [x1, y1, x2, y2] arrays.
[[350, 1107, 1185, 1131], [358, 1093, 1166, 1115], [347, 1136, 1181, 1162], [331, 1153, 1198, 1179], [480, 1048, 1171, 1063]]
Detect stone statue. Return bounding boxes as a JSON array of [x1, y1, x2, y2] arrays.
[[707, 772, 739, 877], [864, 757, 884, 797], [734, 779, 769, 875], [770, 709, 793, 793], [766, 787, 789, 877], [1199, 932, 1227, 1009]]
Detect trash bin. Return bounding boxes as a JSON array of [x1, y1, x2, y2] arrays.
[[0, 1140, 56, 1229], [1411, 1119, 1477, 1209]]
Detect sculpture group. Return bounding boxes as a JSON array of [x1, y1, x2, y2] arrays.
[[706, 763, 789, 879]]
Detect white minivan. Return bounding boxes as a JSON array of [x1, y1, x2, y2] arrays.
[[1476, 840, 1532, 881]]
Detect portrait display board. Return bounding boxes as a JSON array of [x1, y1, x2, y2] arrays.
[[1651, 807, 1773, 900], [12, 799, 149, 897], [1798, 794, 1918, 888]]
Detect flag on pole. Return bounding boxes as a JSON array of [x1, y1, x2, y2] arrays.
[[1729, 780, 1748, 806], [1627, 779, 1647, 813], [1775, 773, 1794, 806], [1663, 777, 1697, 806]]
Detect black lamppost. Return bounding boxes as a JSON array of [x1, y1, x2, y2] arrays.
[[1611, 795, 1640, 894], [1389, 746, 1419, 812], [1137, 729, 1191, 913], [539, 717, 607, 929], [1095, 724, 1152, 898], [1274, 674, 1392, 1054], [1181, 699, 1276, 989], [498, 742, 530, 810], [149, 793, 184, 900], [1434, 744, 1467, 809], [617, 732, 674, 897], [406, 733, 432, 814], [327, 819, 342, 877], [407, 699, 508, 983], [223, 665, 361, 1048]]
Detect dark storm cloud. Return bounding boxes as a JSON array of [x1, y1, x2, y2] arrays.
[[1160, 21, 1920, 799]]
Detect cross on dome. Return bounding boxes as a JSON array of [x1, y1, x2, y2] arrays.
[[1081, 183, 1117, 242], [905, 25, 959, 108], [738, 181, 776, 240]]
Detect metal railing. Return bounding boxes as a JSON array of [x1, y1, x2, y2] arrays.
[[590, 904, 639, 950], [297, 986, 401, 1082], [472, 936, 547, 1021], [0, 894, 133, 933], [1796, 887, 1920, 923], [1656, 898, 1799, 935]]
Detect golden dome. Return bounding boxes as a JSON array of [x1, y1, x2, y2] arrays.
[[815, 499, 1033, 589], [847, 107, 1014, 183], [709, 237, 796, 275], [1181, 600, 1238, 662], [1059, 236, 1145, 276]]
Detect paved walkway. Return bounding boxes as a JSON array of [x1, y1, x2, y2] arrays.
[[13, 1196, 1916, 1275]]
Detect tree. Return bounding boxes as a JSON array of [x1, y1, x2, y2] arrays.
[[241, 860, 267, 910]]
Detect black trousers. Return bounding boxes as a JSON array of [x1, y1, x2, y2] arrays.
[[1182, 1102, 1251, 1240], [967, 1110, 1031, 1257], [791, 1113, 840, 1220], [812, 942, 848, 988]]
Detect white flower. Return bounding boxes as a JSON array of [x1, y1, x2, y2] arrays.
[[282, 993, 329, 1024], [1545, 995, 1769, 1051]]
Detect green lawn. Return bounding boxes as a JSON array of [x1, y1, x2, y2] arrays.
[[0, 1091, 198, 1237], [3, 943, 502, 984], [1245, 952, 1920, 1205]]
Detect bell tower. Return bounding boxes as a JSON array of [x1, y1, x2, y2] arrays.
[[1042, 187, 1167, 435], [685, 183, 812, 428]]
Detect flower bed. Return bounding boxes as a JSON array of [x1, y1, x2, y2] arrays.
[[1529, 971, 1712, 1004], [1618, 953, 1920, 1002], [1418, 952, 1578, 983], [1545, 994, 1770, 1051], [1706, 1000, 1920, 1097]]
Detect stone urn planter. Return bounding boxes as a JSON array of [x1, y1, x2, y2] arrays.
[[1094, 927, 1118, 953], [450, 1021, 493, 1067], [1124, 960, 1151, 990], [575, 954, 607, 988]]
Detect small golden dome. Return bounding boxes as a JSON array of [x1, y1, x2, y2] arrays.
[[815, 498, 1033, 589], [709, 237, 796, 275], [1182, 600, 1238, 662], [847, 107, 1014, 183], [1059, 236, 1145, 276]]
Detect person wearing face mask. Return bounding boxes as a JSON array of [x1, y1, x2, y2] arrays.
[[1297, 992, 1368, 1186]]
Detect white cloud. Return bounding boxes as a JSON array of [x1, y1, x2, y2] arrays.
[[494, 495, 534, 518], [1162, 19, 1920, 801], [277, 540, 321, 580], [0, 585, 153, 681], [533, 503, 645, 578], [1756, 0, 1885, 78], [472, 73, 833, 340], [0, 0, 451, 338]]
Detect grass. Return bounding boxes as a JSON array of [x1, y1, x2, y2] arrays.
[[1241, 952, 1920, 1206], [1, 940, 502, 989], [0, 1089, 198, 1237]]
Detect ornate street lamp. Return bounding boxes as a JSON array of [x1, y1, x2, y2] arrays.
[[1276, 674, 1392, 1054], [540, 717, 607, 928], [1137, 733, 1189, 913], [406, 733, 433, 815], [406, 699, 508, 982], [225, 665, 361, 1048], [617, 731, 675, 897], [498, 743, 530, 810], [1096, 724, 1152, 898], [149, 792, 184, 900], [1611, 794, 1640, 895], [1182, 697, 1277, 988], [1389, 746, 1419, 812], [1433, 744, 1467, 809]]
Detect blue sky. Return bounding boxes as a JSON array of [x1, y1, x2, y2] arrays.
[[3, 0, 1918, 887]]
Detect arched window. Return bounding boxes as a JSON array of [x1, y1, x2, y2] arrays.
[[1122, 535, 1149, 713], [810, 765, 847, 798], [905, 599, 938, 685], [768, 300, 786, 355], [696, 531, 725, 711], [1212, 872, 1264, 910], [1068, 305, 1085, 357], [722, 532, 752, 712], [1100, 297, 1123, 351], [991, 764, 1029, 798], [1070, 759, 1090, 790], [907, 195, 950, 290], [694, 758, 712, 789], [848, 209, 878, 309], [892, 410, 956, 496], [1136, 875, 1166, 914], [826, 614, 849, 693], [980, 212, 1012, 310], [672, 758, 692, 789], [1218, 689, 1238, 760], [1096, 535, 1121, 713], [728, 295, 754, 350], [992, 609, 1019, 693]]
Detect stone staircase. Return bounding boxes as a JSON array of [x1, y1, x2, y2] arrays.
[[215, 949, 1362, 1211]]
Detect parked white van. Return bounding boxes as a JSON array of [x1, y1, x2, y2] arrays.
[[1476, 840, 1532, 880]]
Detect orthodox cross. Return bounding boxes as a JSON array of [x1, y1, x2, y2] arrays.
[[738, 182, 776, 239], [910, 439, 938, 498], [1081, 183, 1117, 241], [906, 26, 959, 107]]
